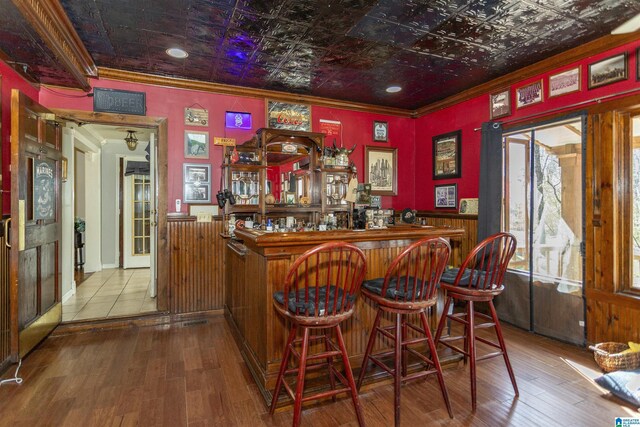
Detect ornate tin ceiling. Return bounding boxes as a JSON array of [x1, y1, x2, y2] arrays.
[[1, 0, 638, 109]]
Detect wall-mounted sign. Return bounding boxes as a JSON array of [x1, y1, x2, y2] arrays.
[[34, 159, 55, 220], [225, 111, 252, 129], [185, 107, 208, 126], [319, 119, 341, 146], [93, 88, 146, 116], [267, 100, 311, 131], [213, 137, 236, 146]]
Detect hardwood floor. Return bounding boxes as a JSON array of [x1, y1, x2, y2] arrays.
[[0, 315, 636, 426]]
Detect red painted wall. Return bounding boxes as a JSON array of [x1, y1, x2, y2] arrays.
[[0, 61, 40, 213], [415, 38, 640, 211], [312, 107, 415, 209], [39, 78, 416, 212], [40, 79, 265, 213]]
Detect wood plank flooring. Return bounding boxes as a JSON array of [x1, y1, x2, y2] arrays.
[[0, 315, 637, 426]]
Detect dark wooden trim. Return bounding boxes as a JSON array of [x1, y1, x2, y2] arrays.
[[167, 214, 224, 222], [413, 210, 478, 220], [97, 67, 414, 118], [48, 108, 169, 312], [11, 0, 97, 91], [415, 33, 640, 117]]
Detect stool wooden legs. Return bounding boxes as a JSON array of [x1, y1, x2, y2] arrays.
[[489, 301, 519, 397], [358, 309, 453, 426], [270, 324, 364, 427], [434, 297, 519, 412]]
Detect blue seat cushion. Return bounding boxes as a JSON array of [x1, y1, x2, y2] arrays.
[[594, 369, 640, 407], [441, 267, 492, 288], [363, 276, 426, 300], [273, 285, 355, 315]]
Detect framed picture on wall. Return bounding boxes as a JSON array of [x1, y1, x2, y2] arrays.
[[266, 99, 311, 131], [184, 130, 209, 159], [516, 80, 543, 108], [549, 67, 580, 97], [373, 120, 388, 142], [432, 130, 461, 180], [588, 52, 628, 89], [183, 163, 211, 204], [489, 89, 511, 120], [365, 146, 397, 196], [435, 184, 457, 209]]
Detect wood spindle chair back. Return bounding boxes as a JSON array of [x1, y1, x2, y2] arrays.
[[281, 241, 367, 319]]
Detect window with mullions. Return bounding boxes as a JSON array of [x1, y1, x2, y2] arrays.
[[132, 175, 151, 256]]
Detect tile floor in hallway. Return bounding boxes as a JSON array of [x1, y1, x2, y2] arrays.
[[62, 268, 156, 322]]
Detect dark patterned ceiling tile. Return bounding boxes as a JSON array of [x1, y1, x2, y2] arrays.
[[236, 0, 284, 16], [229, 9, 274, 38], [187, 3, 232, 26], [366, 0, 451, 31], [348, 15, 426, 48], [460, 0, 512, 21]]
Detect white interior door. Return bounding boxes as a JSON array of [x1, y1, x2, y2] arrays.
[[123, 155, 151, 269]]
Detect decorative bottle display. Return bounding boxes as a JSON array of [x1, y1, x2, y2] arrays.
[[220, 128, 354, 231]]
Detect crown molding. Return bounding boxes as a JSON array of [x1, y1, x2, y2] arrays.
[[415, 33, 640, 117], [97, 67, 414, 118], [12, 0, 97, 91]]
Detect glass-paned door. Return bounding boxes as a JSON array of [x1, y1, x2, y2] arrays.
[[132, 175, 151, 255], [500, 117, 585, 345]]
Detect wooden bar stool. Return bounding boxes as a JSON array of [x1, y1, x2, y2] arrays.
[[356, 237, 453, 426], [434, 232, 518, 411], [270, 241, 367, 427]]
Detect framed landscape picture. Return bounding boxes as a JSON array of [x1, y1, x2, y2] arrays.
[[365, 146, 397, 196], [490, 89, 511, 120], [184, 130, 209, 159], [432, 130, 461, 180], [549, 67, 580, 97], [435, 184, 457, 209], [588, 53, 627, 89], [516, 80, 543, 108]]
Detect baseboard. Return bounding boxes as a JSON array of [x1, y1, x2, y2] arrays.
[[62, 287, 75, 303], [102, 263, 118, 269]]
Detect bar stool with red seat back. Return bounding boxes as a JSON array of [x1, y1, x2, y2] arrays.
[[270, 241, 367, 427], [356, 237, 454, 426], [434, 232, 518, 411]]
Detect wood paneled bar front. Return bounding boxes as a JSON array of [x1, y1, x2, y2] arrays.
[[224, 225, 465, 404]]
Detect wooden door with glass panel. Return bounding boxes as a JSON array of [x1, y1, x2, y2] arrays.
[[10, 90, 62, 359]]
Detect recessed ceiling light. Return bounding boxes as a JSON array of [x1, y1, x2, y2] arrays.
[[166, 48, 188, 59], [386, 86, 402, 93]]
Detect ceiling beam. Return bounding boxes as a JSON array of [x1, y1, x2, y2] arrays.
[[12, 0, 97, 91], [97, 67, 415, 118], [415, 32, 640, 117]]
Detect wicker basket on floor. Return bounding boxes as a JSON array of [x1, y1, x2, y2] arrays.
[[589, 342, 640, 373]]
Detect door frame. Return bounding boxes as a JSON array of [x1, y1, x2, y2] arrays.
[[51, 109, 169, 312]]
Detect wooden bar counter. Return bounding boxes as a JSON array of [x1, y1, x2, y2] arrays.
[[224, 225, 465, 404]]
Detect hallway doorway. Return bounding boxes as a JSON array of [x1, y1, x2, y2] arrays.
[[61, 122, 159, 322]]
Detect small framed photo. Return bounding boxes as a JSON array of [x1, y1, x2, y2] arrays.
[[185, 130, 209, 159], [549, 67, 581, 97], [373, 120, 388, 142], [458, 198, 479, 215], [184, 163, 210, 184], [184, 183, 211, 204], [432, 130, 461, 180], [435, 184, 457, 209], [490, 89, 511, 120], [365, 146, 397, 196], [588, 52, 628, 89], [516, 80, 543, 109]]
